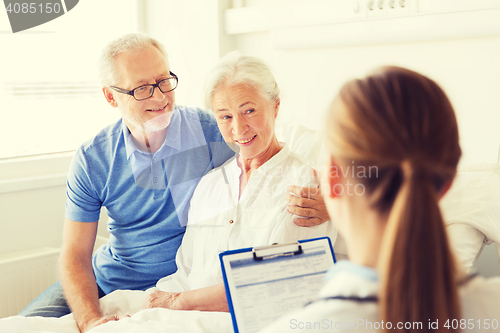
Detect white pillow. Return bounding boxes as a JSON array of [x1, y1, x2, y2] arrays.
[[275, 121, 325, 168], [440, 164, 500, 269]]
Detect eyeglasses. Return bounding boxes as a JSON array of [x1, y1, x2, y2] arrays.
[[110, 72, 178, 101]]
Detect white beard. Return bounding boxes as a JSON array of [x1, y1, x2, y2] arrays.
[[141, 111, 173, 132]]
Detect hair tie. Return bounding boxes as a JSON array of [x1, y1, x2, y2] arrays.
[[400, 159, 430, 180]]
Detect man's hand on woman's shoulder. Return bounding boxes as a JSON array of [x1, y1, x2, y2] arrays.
[[286, 184, 330, 226], [285, 167, 331, 227]]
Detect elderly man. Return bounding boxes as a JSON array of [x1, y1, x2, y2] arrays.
[[19, 34, 329, 332]]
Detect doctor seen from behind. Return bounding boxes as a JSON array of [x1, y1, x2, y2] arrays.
[[260, 66, 500, 333]]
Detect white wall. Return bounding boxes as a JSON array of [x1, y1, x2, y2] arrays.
[[141, 0, 235, 109], [0, 186, 66, 254], [143, 0, 500, 164], [0, 155, 110, 255]]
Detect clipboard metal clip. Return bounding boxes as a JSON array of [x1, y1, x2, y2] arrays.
[[252, 241, 303, 261]]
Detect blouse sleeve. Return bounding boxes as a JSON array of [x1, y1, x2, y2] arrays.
[[267, 175, 338, 247]]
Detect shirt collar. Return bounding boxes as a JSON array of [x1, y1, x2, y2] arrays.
[[122, 107, 181, 160], [122, 120, 138, 160], [316, 260, 379, 300], [163, 107, 181, 151], [250, 143, 290, 176]]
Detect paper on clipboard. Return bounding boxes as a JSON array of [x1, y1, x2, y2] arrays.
[[220, 237, 335, 333]]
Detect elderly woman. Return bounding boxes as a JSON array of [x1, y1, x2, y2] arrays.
[[94, 52, 337, 316], [260, 66, 500, 333], [142, 52, 337, 311]]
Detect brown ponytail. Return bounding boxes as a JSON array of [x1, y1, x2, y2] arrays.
[[379, 160, 460, 332], [327, 66, 462, 332]]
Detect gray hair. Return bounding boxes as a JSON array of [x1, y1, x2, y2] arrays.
[[204, 52, 280, 110], [99, 33, 169, 87]]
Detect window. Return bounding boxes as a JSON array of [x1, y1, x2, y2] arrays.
[[0, 0, 138, 159]]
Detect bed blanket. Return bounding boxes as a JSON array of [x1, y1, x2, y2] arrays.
[[0, 289, 233, 333]]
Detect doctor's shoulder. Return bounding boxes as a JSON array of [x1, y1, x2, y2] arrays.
[[260, 300, 378, 333]]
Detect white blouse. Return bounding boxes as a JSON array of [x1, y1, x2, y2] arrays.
[[156, 143, 338, 292]]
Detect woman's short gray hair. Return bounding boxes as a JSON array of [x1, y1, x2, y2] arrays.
[[99, 33, 169, 87], [204, 52, 280, 110]]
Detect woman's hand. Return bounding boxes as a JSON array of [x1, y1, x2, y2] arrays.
[[144, 284, 228, 312], [143, 290, 185, 310]]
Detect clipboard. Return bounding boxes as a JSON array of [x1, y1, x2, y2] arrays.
[[219, 237, 335, 333]]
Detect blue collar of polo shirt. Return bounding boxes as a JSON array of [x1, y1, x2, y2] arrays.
[[122, 120, 139, 160], [163, 106, 181, 151]]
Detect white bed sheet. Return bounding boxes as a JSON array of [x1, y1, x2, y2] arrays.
[[0, 311, 232, 333], [0, 289, 233, 333]]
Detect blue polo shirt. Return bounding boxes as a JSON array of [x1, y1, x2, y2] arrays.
[[65, 105, 234, 294]]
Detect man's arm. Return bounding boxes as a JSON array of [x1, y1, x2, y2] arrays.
[[144, 283, 228, 312], [60, 219, 119, 332]]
